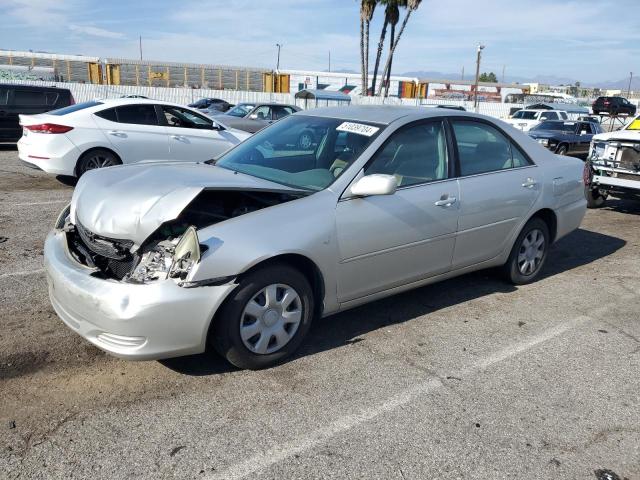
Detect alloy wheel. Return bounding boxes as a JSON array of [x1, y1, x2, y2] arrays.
[[240, 283, 303, 354], [84, 154, 117, 171]]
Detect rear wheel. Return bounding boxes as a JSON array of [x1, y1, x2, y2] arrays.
[[211, 264, 314, 369], [502, 218, 550, 285], [585, 186, 607, 208], [76, 149, 120, 177]]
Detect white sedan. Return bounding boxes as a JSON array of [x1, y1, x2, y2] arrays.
[[17, 98, 251, 177]]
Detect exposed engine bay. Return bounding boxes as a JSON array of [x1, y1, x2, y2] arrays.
[[64, 189, 305, 282]]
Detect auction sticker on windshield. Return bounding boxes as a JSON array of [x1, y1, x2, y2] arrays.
[[336, 122, 380, 137]]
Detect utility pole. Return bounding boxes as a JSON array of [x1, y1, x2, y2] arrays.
[[461, 66, 464, 81], [473, 44, 485, 112], [502, 65, 505, 83], [328, 50, 331, 72], [628, 72, 633, 97], [275, 43, 282, 71], [139, 36, 143, 61]]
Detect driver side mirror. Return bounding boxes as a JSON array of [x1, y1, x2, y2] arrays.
[[350, 174, 397, 197]]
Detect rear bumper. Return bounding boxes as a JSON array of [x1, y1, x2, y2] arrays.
[[44, 230, 238, 360], [593, 174, 640, 191], [17, 136, 80, 176], [555, 197, 587, 242]]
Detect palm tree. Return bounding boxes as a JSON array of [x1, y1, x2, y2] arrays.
[[371, 0, 396, 96], [381, 0, 403, 97], [359, 0, 377, 95], [378, 0, 422, 96]]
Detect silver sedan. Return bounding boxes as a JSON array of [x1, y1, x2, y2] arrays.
[[44, 106, 587, 369]]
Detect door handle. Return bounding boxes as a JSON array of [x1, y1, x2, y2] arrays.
[[522, 178, 538, 188], [435, 196, 457, 207], [108, 130, 126, 137], [171, 134, 186, 140]]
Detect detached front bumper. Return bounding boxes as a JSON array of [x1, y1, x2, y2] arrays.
[[44, 230, 237, 360]]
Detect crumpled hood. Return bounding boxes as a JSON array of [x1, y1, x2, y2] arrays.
[[593, 129, 640, 143], [71, 162, 295, 245]]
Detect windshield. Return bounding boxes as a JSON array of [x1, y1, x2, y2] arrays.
[[532, 121, 575, 132], [227, 104, 255, 117], [512, 111, 538, 120], [215, 115, 383, 191]]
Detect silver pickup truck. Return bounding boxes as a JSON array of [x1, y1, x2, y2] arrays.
[[585, 114, 640, 207]]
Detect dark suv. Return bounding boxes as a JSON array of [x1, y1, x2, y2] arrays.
[[188, 98, 232, 113], [0, 84, 74, 142], [592, 96, 637, 116]]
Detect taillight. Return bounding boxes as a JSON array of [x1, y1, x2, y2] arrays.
[[24, 123, 74, 134], [582, 162, 591, 186], [70, 95, 76, 105]]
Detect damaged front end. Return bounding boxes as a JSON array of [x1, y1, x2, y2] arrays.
[[589, 139, 640, 195], [59, 189, 304, 285]]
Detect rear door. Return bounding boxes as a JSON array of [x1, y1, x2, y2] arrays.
[[160, 105, 237, 161], [451, 119, 540, 268], [93, 104, 171, 164]]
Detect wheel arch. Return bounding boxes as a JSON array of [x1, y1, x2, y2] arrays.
[[528, 208, 558, 243], [74, 146, 122, 177], [238, 253, 326, 318]]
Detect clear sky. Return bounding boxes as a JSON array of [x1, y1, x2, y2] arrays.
[[1, 0, 638, 84]]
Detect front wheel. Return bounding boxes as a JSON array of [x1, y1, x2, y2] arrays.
[[585, 186, 607, 208], [502, 218, 550, 285], [556, 144, 568, 156], [211, 264, 314, 369]]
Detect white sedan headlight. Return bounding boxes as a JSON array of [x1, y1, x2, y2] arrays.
[[126, 227, 201, 284]]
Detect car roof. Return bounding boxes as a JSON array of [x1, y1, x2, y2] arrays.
[[98, 98, 196, 108], [296, 105, 482, 125]]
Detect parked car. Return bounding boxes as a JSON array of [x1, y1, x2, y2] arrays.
[[209, 103, 301, 134], [504, 109, 568, 132], [528, 120, 603, 157], [44, 106, 587, 369], [188, 98, 232, 113], [424, 104, 467, 111], [18, 99, 250, 177], [592, 96, 636, 116], [585, 114, 640, 208], [0, 84, 74, 143]]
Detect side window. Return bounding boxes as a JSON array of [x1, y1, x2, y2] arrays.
[[540, 112, 558, 120], [272, 106, 293, 120], [252, 106, 271, 120], [365, 121, 448, 187], [452, 120, 530, 176], [559, 112, 568, 120], [161, 106, 212, 129], [95, 108, 117, 122], [12, 90, 46, 106], [115, 105, 159, 125]]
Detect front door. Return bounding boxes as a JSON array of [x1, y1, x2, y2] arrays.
[[160, 105, 237, 161], [335, 120, 459, 302], [450, 119, 539, 268]]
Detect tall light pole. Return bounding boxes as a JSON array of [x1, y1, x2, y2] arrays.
[[628, 72, 633, 97], [139, 36, 143, 61], [275, 43, 282, 71], [473, 44, 485, 112]]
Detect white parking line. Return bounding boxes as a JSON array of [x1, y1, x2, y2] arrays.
[[208, 296, 634, 480], [0, 268, 45, 279], [2, 200, 69, 207]]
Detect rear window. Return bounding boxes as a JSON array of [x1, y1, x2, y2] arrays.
[[13, 89, 46, 106], [49, 100, 103, 116], [95, 108, 117, 122], [0, 88, 8, 105]]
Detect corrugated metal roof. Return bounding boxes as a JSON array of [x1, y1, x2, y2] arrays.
[[294, 89, 352, 101]]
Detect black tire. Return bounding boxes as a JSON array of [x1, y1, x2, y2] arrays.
[[211, 264, 314, 370], [76, 149, 121, 177], [502, 217, 550, 285], [585, 186, 607, 208], [556, 145, 568, 156]]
